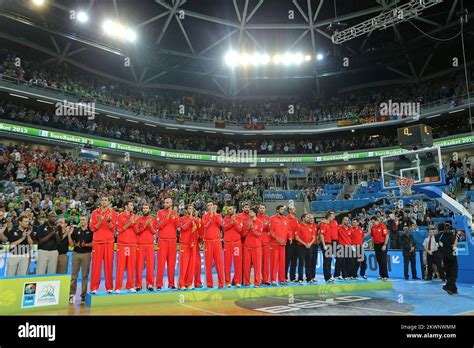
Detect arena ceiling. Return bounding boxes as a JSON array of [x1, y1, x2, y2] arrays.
[[0, 0, 473, 97]]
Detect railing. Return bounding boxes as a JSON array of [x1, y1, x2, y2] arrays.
[[1, 73, 470, 129]]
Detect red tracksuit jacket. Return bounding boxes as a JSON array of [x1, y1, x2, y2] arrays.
[[222, 215, 242, 243], [137, 215, 157, 244], [117, 212, 138, 244], [157, 209, 180, 239], [269, 214, 290, 245], [90, 208, 117, 242], [180, 215, 197, 245], [243, 218, 263, 248], [257, 214, 271, 245], [202, 213, 222, 240]]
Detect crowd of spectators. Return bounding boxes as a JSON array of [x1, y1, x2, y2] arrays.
[[0, 42, 472, 127], [0, 100, 471, 155]]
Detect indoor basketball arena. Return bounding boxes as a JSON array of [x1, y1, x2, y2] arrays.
[[0, 0, 473, 346]]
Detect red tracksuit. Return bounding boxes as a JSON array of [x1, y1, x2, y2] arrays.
[[115, 212, 138, 290], [156, 209, 180, 288], [202, 212, 224, 288], [136, 215, 156, 289], [90, 208, 117, 292], [222, 215, 243, 286], [179, 215, 198, 288], [193, 218, 203, 287], [258, 214, 271, 283], [243, 218, 263, 286], [269, 214, 290, 283]]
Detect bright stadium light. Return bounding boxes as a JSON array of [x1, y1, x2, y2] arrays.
[[272, 54, 281, 64], [102, 20, 137, 42], [77, 11, 89, 23], [282, 53, 293, 65], [254, 53, 270, 66], [224, 51, 239, 67], [224, 51, 312, 67], [32, 0, 45, 6], [316, 53, 324, 61], [239, 53, 252, 67], [125, 28, 137, 42], [102, 20, 117, 34], [293, 53, 304, 64]]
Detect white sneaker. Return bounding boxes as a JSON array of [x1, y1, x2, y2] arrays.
[[128, 288, 137, 293], [115, 289, 121, 294], [69, 295, 75, 304], [106, 290, 113, 294], [91, 290, 97, 295]]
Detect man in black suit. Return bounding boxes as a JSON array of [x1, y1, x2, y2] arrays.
[[400, 226, 420, 280], [436, 223, 458, 295]]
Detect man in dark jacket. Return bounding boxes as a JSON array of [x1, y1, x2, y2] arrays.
[[400, 226, 420, 280], [436, 223, 458, 295]]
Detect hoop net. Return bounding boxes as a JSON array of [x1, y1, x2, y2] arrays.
[[397, 177, 414, 196]]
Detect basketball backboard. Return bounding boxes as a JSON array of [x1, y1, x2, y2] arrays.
[[380, 146, 444, 190]]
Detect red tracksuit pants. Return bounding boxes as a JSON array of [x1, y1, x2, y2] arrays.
[[178, 244, 195, 288], [156, 239, 177, 288], [194, 245, 202, 287], [91, 242, 114, 292], [115, 243, 137, 290], [224, 240, 242, 286], [270, 244, 286, 283], [136, 244, 155, 288], [204, 240, 224, 288], [244, 246, 262, 286], [262, 243, 271, 283]]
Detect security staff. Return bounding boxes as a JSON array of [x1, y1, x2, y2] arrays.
[[436, 223, 458, 295], [400, 226, 419, 280], [68, 215, 93, 303]]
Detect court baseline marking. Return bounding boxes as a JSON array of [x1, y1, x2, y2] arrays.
[[178, 302, 227, 316]]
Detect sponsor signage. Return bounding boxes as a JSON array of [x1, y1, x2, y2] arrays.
[[0, 122, 472, 165]]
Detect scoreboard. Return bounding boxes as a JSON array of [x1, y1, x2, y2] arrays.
[[397, 124, 433, 149]]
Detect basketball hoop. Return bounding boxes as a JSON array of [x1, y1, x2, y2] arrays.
[[397, 177, 414, 196]]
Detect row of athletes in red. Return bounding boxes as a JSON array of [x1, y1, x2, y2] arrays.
[[89, 197, 389, 293]]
